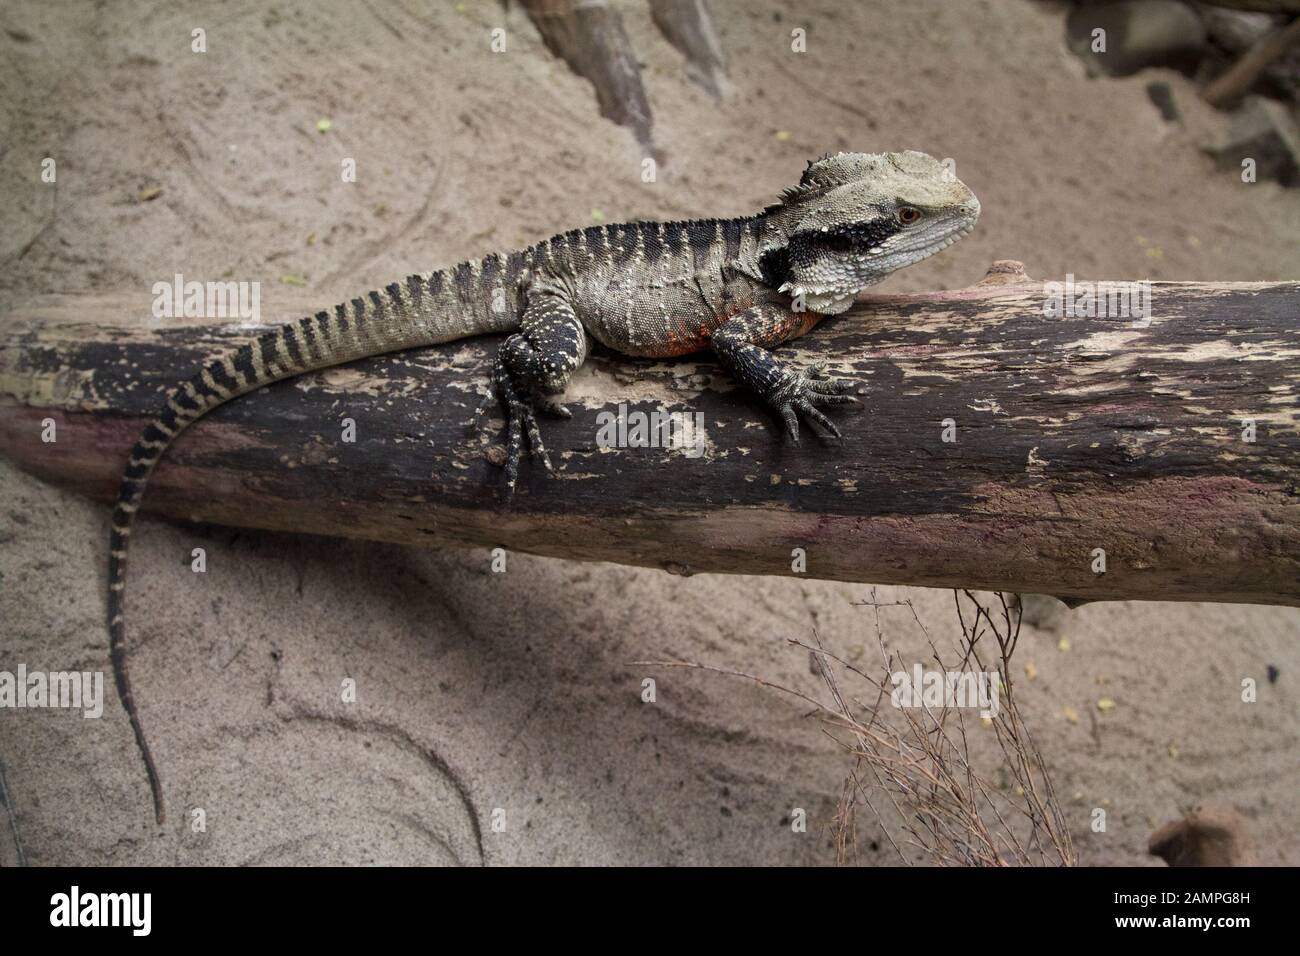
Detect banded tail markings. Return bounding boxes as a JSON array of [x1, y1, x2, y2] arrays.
[[204, 357, 240, 394], [453, 260, 475, 300], [198, 365, 227, 402], [384, 282, 406, 317], [279, 323, 306, 369], [230, 343, 258, 388], [331, 304, 349, 340], [259, 328, 283, 377], [349, 296, 368, 333], [367, 289, 399, 348], [479, 252, 502, 293], [106, 285, 528, 823], [298, 315, 324, 363], [405, 273, 425, 308], [170, 386, 202, 414], [333, 302, 356, 354]]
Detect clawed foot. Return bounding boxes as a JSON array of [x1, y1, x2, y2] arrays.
[[769, 365, 862, 444], [487, 355, 554, 492]]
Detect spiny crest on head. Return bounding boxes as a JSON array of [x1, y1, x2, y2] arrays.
[[772, 150, 944, 208]]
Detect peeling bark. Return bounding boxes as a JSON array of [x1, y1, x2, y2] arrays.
[[1, 263, 1297, 606]]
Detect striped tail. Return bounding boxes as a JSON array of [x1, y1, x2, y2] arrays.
[[108, 266, 520, 823]]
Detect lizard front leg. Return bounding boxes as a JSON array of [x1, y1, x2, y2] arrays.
[[491, 288, 590, 489], [711, 303, 860, 443]]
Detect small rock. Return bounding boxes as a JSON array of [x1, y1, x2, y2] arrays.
[[1149, 803, 1257, 866], [1203, 94, 1300, 184], [1146, 80, 1181, 121], [1017, 593, 1070, 631]]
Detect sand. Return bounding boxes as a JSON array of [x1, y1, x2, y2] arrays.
[[1, 0, 1296, 865]]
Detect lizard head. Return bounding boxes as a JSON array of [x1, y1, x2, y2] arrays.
[[759, 150, 980, 314]]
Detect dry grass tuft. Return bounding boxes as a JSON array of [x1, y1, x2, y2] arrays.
[[638, 588, 1074, 866]]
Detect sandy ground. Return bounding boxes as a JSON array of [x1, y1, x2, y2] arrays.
[[1, 0, 1297, 865]]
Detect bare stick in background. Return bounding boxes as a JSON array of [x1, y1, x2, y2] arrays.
[[1201, 14, 1300, 107], [638, 588, 1075, 866], [815, 591, 1073, 866]]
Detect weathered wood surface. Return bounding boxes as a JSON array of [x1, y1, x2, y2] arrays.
[[1, 263, 1298, 606]]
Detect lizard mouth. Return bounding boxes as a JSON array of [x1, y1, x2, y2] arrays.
[[945, 224, 975, 245], [931, 222, 976, 251], [865, 221, 975, 274], [911, 221, 977, 261]]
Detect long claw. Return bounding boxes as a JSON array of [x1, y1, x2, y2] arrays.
[[782, 406, 800, 445], [770, 368, 860, 445], [801, 403, 842, 440], [467, 377, 501, 436], [809, 392, 860, 406], [487, 361, 559, 490], [821, 378, 859, 395], [505, 412, 523, 487], [522, 407, 553, 470]]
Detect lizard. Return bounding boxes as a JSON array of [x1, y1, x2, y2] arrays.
[[106, 150, 980, 823]]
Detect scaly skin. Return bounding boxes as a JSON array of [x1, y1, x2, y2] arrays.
[[107, 151, 980, 822]]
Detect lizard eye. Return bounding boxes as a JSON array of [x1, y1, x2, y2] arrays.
[[897, 206, 922, 225]]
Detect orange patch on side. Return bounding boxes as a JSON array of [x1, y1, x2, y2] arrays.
[[796, 312, 827, 337], [659, 328, 711, 357]]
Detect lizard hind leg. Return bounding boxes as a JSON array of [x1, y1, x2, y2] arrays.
[[491, 292, 590, 490]]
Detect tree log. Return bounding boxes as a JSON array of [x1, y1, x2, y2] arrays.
[[1, 262, 1297, 606]]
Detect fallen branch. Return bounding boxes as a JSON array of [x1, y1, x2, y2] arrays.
[[636, 589, 1076, 867], [1201, 14, 1300, 107], [1, 262, 1297, 606]]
